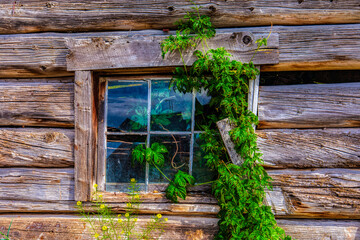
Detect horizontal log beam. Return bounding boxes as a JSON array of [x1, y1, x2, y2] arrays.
[[0, 0, 359, 34], [66, 32, 279, 70], [1, 168, 359, 219], [0, 215, 358, 240], [0, 80, 74, 127], [0, 215, 219, 240], [257, 128, 360, 168], [0, 24, 360, 78], [0, 128, 74, 167], [0, 168, 74, 201], [258, 82, 360, 129]]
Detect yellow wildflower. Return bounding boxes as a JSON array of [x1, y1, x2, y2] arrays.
[[118, 219, 123, 223], [164, 218, 168, 222], [118, 214, 121, 218], [94, 184, 98, 188], [126, 203, 131, 208], [130, 178, 136, 183], [134, 194, 140, 199], [76, 201, 82, 206], [121, 230, 124, 234], [100, 204, 105, 209], [125, 213, 129, 218], [133, 218, 138, 222], [98, 194, 103, 198], [102, 226, 108, 231], [156, 214, 162, 219], [94, 233, 99, 238]]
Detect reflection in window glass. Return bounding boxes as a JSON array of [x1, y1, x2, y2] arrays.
[[151, 80, 192, 131], [107, 81, 148, 132], [149, 135, 190, 183], [193, 133, 217, 183], [105, 79, 215, 192], [106, 135, 146, 184]]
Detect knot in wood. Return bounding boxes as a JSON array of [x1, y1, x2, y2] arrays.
[[242, 35, 252, 45]]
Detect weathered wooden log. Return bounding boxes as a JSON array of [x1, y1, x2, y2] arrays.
[[0, 128, 74, 167], [0, 80, 74, 127], [0, 168, 74, 201], [74, 71, 95, 201], [66, 32, 279, 71], [0, 215, 219, 240], [0, 0, 359, 34], [0, 25, 360, 78], [1, 168, 359, 218], [0, 215, 358, 240], [257, 128, 360, 168], [258, 82, 360, 129]]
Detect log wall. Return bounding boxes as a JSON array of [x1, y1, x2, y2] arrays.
[[0, 1, 359, 239]]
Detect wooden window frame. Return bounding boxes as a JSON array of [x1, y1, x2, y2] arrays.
[[66, 30, 279, 202]]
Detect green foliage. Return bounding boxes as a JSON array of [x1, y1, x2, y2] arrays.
[[132, 143, 168, 167], [76, 181, 167, 240], [165, 170, 195, 203], [158, 3, 293, 240], [0, 220, 12, 240]]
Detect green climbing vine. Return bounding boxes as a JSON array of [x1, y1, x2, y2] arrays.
[[132, 3, 293, 240]]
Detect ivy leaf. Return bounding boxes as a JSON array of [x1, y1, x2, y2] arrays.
[[131, 144, 145, 165], [165, 170, 195, 203]]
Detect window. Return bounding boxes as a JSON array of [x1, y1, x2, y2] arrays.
[[100, 77, 215, 192]]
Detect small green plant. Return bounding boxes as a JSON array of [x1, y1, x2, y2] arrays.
[[76, 180, 167, 239], [0, 220, 12, 240]]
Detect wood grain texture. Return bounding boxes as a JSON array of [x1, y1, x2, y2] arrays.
[[0, 216, 358, 240], [257, 128, 360, 168], [0, 168, 74, 201], [0, 0, 359, 34], [0, 215, 219, 240], [0, 80, 74, 127], [0, 128, 74, 167], [1, 168, 359, 219], [258, 82, 360, 129], [66, 32, 279, 71], [74, 71, 94, 201], [1, 24, 360, 78]]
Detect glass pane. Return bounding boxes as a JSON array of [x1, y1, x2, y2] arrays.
[[106, 135, 146, 187], [192, 133, 217, 183], [195, 89, 215, 131], [149, 135, 190, 183], [151, 80, 192, 131], [107, 81, 148, 132]]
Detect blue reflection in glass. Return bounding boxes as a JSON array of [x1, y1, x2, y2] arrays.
[[106, 135, 146, 184], [151, 80, 192, 131], [107, 81, 148, 132]]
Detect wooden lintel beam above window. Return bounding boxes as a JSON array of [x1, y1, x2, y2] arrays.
[[66, 31, 279, 71]]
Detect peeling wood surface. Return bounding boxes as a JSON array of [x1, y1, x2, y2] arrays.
[[0, 215, 359, 240], [0, 128, 74, 167], [0, 80, 74, 127], [257, 128, 360, 168], [258, 82, 360, 129], [1, 24, 360, 78], [0, 0, 359, 34], [66, 32, 279, 71]]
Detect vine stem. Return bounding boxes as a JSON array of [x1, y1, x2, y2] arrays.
[[154, 164, 171, 182], [178, 49, 188, 76], [193, 180, 216, 186]]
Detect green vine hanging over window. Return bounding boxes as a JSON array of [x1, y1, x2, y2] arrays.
[[132, 4, 292, 240]]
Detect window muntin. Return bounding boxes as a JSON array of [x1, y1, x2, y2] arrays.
[[105, 79, 215, 192]]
